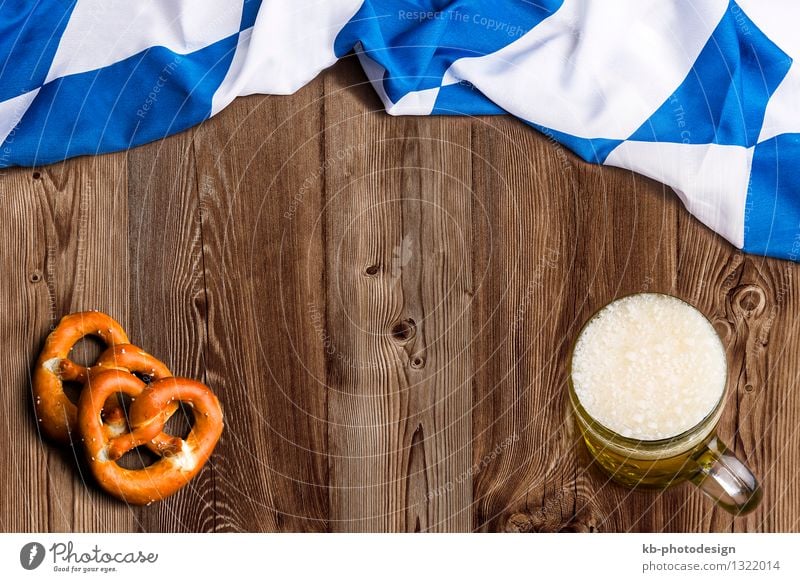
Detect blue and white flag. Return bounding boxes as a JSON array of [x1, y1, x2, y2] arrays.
[[1, 1, 798, 259]]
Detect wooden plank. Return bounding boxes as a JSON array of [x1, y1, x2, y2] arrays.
[[0, 166, 51, 533], [471, 119, 601, 532], [470, 119, 694, 532], [746, 257, 800, 533], [665, 225, 746, 532], [0, 155, 133, 532], [566, 165, 704, 534], [324, 59, 474, 532], [190, 79, 330, 531], [581, 197, 732, 534], [678, 244, 800, 533], [126, 129, 213, 531]]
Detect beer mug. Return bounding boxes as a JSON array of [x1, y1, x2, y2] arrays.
[[568, 292, 761, 515]]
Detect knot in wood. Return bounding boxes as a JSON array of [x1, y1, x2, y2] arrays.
[[390, 318, 416, 342], [732, 284, 767, 316]]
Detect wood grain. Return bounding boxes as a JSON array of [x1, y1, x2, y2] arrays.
[[1, 57, 798, 532], [127, 127, 211, 532], [323, 63, 473, 531], [190, 74, 330, 532], [0, 155, 132, 532]]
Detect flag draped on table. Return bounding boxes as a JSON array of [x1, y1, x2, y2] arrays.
[[1, 1, 798, 259]]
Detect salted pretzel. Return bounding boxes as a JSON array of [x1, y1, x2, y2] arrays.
[[33, 312, 129, 444], [92, 344, 179, 454], [78, 369, 223, 505]]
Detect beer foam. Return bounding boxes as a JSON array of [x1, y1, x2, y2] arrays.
[[571, 293, 726, 440]]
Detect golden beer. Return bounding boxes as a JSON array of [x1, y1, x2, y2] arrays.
[[568, 293, 761, 515]]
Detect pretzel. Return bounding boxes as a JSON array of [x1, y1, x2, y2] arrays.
[[94, 343, 171, 379], [78, 369, 223, 505], [33, 312, 129, 444], [92, 344, 179, 455]]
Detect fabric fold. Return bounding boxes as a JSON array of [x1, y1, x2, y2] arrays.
[[0, 0, 797, 259]]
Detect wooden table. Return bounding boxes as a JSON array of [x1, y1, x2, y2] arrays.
[[1, 57, 798, 533]]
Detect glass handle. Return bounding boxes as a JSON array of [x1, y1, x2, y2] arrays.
[[690, 436, 762, 515]]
